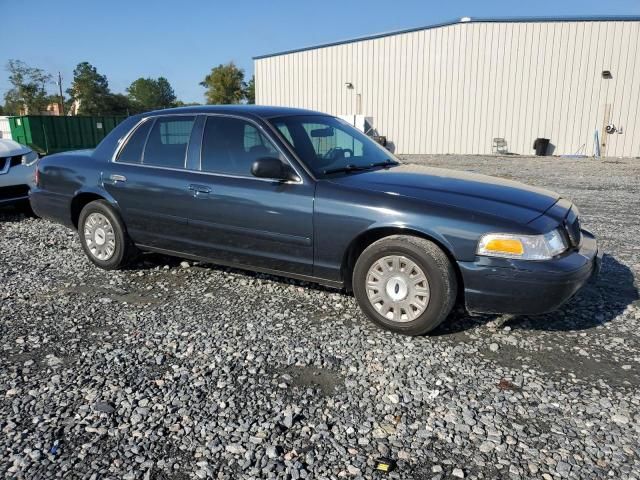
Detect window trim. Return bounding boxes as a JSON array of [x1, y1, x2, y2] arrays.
[[111, 113, 305, 185], [142, 116, 195, 169], [265, 114, 398, 181], [113, 113, 196, 169], [262, 116, 321, 181], [198, 113, 304, 184], [121, 115, 196, 170], [113, 116, 154, 165]]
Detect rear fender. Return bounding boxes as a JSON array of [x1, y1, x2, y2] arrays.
[[70, 186, 120, 228]]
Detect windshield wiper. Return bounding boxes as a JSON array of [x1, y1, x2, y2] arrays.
[[367, 159, 399, 169], [323, 159, 399, 175], [323, 164, 368, 175]]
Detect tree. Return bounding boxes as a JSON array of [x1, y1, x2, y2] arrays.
[[3, 60, 52, 115], [244, 75, 255, 104], [127, 76, 176, 112], [104, 93, 132, 116], [156, 77, 176, 107], [174, 100, 201, 107], [67, 62, 112, 115], [200, 62, 245, 105]]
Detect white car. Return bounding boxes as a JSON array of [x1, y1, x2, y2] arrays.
[[0, 139, 39, 208]]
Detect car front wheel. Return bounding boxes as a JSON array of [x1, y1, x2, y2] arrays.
[[78, 200, 137, 270], [353, 235, 457, 335]]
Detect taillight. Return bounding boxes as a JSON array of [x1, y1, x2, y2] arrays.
[[34, 167, 40, 187]]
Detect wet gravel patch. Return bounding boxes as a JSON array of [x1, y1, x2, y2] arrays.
[[1, 155, 639, 479]]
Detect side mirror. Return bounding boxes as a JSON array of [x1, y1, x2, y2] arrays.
[[251, 157, 300, 182]]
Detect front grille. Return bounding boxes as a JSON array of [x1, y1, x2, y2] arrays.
[[564, 207, 582, 247], [0, 185, 30, 201], [9, 155, 22, 167]]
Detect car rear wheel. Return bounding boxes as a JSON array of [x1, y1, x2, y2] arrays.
[[78, 200, 137, 270], [353, 235, 457, 335]]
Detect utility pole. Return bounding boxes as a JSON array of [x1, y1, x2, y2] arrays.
[[57, 72, 65, 116]]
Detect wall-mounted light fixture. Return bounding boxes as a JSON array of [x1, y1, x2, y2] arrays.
[[345, 82, 354, 89], [602, 70, 612, 79]]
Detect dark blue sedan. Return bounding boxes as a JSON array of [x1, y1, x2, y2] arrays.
[[30, 106, 600, 335]]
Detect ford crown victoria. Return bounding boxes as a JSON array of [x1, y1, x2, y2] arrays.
[[30, 106, 600, 335]]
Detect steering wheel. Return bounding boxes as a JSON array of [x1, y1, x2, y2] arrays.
[[313, 147, 356, 169], [324, 147, 354, 160]]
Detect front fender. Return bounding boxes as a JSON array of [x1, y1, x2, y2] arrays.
[[354, 221, 457, 258], [313, 180, 524, 282]]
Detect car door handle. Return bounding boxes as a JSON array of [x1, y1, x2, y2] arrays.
[[109, 174, 127, 183], [188, 184, 211, 197]]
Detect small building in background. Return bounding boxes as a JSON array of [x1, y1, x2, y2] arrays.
[[44, 102, 64, 116], [254, 16, 640, 157]]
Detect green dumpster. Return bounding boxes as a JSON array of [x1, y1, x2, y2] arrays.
[[8, 115, 126, 155]]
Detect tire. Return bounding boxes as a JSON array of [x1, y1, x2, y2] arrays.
[[352, 235, 457, 336], [78, 200, 137, 270]]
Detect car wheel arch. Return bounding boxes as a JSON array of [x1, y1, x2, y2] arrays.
[[341, 226, 464, 298], [70, 190, 119, 229]]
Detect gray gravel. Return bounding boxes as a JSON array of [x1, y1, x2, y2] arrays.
[[1, 154, 639, 479]]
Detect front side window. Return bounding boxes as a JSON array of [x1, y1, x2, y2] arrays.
[[117, 119, 153, 164], [143, 116, 195, 169], [200, 116, 281, 176], [271, 115, 397, 177]]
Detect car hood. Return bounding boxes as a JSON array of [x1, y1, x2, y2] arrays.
[[0, 139, 30, 157], [328, 164, 561, 224]]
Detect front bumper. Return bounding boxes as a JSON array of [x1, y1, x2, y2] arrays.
[[0, 163, 35, 205], [458, 230, 601, 315]]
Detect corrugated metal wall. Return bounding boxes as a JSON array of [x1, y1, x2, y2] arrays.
[[255, 20, 640, 157]]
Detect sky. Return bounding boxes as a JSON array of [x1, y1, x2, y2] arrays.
[[1, 0, 639, 104]]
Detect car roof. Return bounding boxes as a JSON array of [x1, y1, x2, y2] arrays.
[[0, 139, 30, 157], [143, 105, 326, 120]]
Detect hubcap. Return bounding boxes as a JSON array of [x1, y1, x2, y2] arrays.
[[386, 275, 408, 301], [365, 255, 430, 323], [84, 213, 116, 261]]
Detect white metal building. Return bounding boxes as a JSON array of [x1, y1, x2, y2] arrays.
[[254, 17, 640, 157], [0, 116, 13, 140]]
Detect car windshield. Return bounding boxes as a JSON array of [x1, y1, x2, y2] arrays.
[[269, 115, 399, 177]]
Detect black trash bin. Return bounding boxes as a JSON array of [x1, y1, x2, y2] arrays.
[[533, 138, 550, 156]]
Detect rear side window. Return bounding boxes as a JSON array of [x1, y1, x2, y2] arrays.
[[200, 116, 280, 176], [117, 119, 153, 164], [143, 116, 195, 169]]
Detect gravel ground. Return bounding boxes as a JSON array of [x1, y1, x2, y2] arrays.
[[1, 155, 639, 479]]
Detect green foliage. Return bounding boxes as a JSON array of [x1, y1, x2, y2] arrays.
[[200, 62, 245, 105], [244, 75, 255, 104], [65, 62, 135, 115], [3, 60, 52, 115], [67, 62, 113, 115], [127, 76, 177, 112], [105, 93, 132, 116], [174, 100, 201, 107]]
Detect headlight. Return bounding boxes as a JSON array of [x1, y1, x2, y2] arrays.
[[477, 229, 568, 260], [22, 151, 39, 166]]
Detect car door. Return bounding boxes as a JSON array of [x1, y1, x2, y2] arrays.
[[182, 114, 315, 275], [102, 115, 198, 251]]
